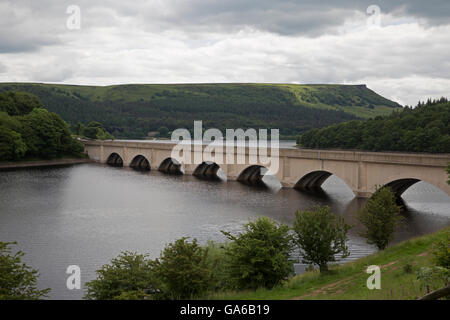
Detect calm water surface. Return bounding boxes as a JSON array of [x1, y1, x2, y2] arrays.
[[0, 163, 449, 299]]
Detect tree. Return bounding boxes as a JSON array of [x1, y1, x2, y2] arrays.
[[157, 126, 169, 138], [82, 126, 99, 139], [154, 238, 212, 299], [73, 122, 84, 135], [18, 108, 83, 158], [0, 126, 27, 160], [0, 91, 42, 116], [357, 186, 403, 250], [222, 216, 294, 289], [84, 251, 159, 300], [81, 121, 114, 140], [293, 206, 351, 273], [0, 241, 50, 299]]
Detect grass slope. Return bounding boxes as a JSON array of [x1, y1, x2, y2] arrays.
[[0, 82, 401, 139], [208, 228, 449, 300]]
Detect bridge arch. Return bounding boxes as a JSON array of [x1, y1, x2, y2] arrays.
[[130, 155, 150, 171], [381, 177, 450, 199], [293, 170, 354, 195], [158, 158, 183, 175], [193, 161, 222, 179], [106, 152, 123, 167], [294, 170, 332, 189], [237, 165, 266, 185]]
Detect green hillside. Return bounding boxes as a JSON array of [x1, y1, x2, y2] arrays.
[[209, 228, 450, 300], [0, 83, 401, 139]]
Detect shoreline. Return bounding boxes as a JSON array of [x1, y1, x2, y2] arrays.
[[0, 158, 93, 170]]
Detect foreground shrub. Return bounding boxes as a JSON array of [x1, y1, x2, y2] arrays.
[[84, 251, 159, 300], [154, 237, 212, 299], [357, 186, 403, 250], [293, 206, 351, 273], [416, 266, 450, 292], [222, 216, 294, 289], [204, 241, 234, 291], [0, 241, 50, 299], [431, 230, 450, 269]]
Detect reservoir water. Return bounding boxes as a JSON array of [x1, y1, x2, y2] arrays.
[[0, 161, 449, 299]]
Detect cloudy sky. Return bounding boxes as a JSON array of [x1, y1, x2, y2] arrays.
[[0, 0, 449, 105]]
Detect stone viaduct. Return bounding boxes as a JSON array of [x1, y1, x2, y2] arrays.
[[82, 139, 450, 198]]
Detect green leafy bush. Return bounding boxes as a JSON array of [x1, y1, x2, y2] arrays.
[[293, 206, 351, 273], [431, 230, 450, 269], [81, 121, 114, 140], [357, 187, 403, 250], [84, 251, 160, 300], [416, 266, 450, 292], [154, 238, 212, 299], [222, 216, 294, 289], [0, 241, 50, 299]]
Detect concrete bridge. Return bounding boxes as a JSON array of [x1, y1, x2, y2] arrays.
[[82, 140, 450, 199]]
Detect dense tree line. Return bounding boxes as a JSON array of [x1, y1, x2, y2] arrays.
[[0, 91, 83, 161], [0, 83, 400, 139], [298, 98, 450, 153]]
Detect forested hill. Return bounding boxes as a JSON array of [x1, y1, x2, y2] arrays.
[[0, 83, 401, 139], [298, 98, 450, 153]]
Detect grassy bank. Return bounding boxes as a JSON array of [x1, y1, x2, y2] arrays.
[[207, 227, 449, 300]]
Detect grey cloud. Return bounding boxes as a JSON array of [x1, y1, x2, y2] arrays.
[[107, 0, 450, 36], [1, 0, 449, 55]]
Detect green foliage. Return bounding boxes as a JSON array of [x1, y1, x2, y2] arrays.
[[203, 241, 234, 291], [81, 121, 114, 140], [73, 122, 84, 135], [221, 216, 294, 289], [431, 230, 450, 269], [0, 91, 42, 116], [0, 241, 50, 300], [157, 126, 169, 138], [299, 98, 450, 153], [18, 108, 84, 158], [293, 206, 351, 273], [416, 266, 450, 292], [82, 126, 100, 139], [213, 228, 449, 300], [403, 263, 413, 274], [0, 125, 27, 160], [358, 187, 403, 250], [0, 83, 400, 139], [84, 251, 159, 300], [0, 92, 84, 161], [154, 238, 212, 299]]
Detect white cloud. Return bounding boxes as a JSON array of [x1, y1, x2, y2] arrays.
[[0, 1, 449, 105]]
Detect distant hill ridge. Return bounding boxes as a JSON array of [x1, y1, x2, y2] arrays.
[[0, 83, 401, 139]]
